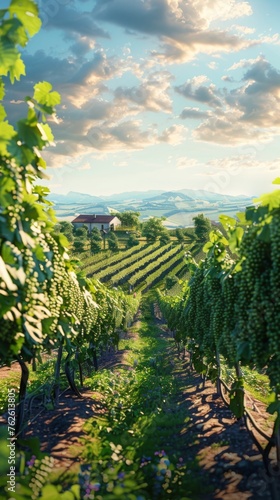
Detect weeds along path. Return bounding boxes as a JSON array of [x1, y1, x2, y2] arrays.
[[23, 297, 271, 499]]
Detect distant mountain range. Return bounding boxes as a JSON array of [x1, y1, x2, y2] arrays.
[[49, 189, 254, 228]]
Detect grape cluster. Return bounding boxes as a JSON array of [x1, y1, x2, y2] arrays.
[[220, 276, 238, 366]]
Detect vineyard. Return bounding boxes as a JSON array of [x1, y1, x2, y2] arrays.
[[80, 242, 187, 291], [0, 2, 280, 500]]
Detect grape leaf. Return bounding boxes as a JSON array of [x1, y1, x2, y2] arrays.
[[9, 0, 41, 37]]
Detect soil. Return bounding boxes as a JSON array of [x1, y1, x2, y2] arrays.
[[0, 317, 279, 499]]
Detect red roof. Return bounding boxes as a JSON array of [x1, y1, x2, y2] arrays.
[[72, 214, 118, 224]]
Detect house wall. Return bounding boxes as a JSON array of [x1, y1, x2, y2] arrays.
[[72, 217, 121, 232]]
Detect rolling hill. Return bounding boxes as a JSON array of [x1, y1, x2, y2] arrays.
[[49, 189, 254, 228]]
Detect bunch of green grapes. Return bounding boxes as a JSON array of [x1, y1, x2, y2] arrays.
[[220, 275, 238, 366], [208, 276, 223, 346], [189, 264, 214, 366], [235, 227, 268, 358], [267, 212, 280, 391], [183, 265, 204, 342]]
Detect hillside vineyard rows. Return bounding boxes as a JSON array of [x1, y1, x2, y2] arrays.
[[0, 2, 280, 499]]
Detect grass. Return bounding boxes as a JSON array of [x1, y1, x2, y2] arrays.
[[220, 363, 272, 406], [0, 353, 68, 414], [55, 296, 214, 499]]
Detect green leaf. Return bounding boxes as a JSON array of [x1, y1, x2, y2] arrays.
[[0, 256, 17, 291], [9, 54, 25, 83], [272, 177, 280, 185], [56, 233, 70, 249], [0, 121, 16, 154], [0, 177, 15, 201], [0, 79, 5, 99], [219, 214, 237, 231], [2, 17, 29, 47], [7, 138, 36, 166], [37, 122, 54, 143], [257, 223, 271, 243], [24, 319, 43, 344], [203, 241, 214, 253], [0, 103, 6, 120], [236, 211, 246, 224], [0, 39, 18, 76], [254, 190, 280, 210], [34, 81, 61, 108], [17, 118, 44, 148], [9, 0, 41, 37], [228, 226, 244, 252], [267, 400, 280, 416], [236, 340, 251, 362], [1, 242, 17, 265]]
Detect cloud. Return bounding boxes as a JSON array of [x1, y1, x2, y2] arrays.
[[191, 0, 252, 24], [208, 61, 218, 70], [93, 0, 256, 63], [180, 107, 210, 119], [159, 124, 187, 144], [221, 75, 235, 82], [69, 37, 96, 58], [175, 76, 222, 108], [193, 111, 273, 145], [40, 2, 109, 39], [230, 24, 255, 35], [84, 121, 187, 152], [176, 157, 199, 169], [114, 71, 174, 112], [174, 57, 280, 145]]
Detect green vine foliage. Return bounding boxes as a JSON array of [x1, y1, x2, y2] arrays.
[[0, 1, 141, 369], [0, 0, 66, 364], [157, 181, 280, 418]]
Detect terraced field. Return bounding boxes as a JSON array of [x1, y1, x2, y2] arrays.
[[80, 242, 188, 291]]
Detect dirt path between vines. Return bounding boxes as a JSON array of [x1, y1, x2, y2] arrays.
[[0, 316, 278, 499]]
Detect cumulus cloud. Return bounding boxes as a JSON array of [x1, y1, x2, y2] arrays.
[[114, 71, 174, 112], [193, 111, 273, 145], [6, 0, 278, 174], [180, 107, 210, 119], [208, 61, 218, 70], [93, 0, 256, 63], [159, 124, 187, 144], [175, 76, 222, 108], [85, 121, 187, 151], [69, 37, 96, 58], [175, 57, 280, 145], [40, 2, 109, 39]]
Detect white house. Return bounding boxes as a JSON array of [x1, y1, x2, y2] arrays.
[[71, 214, 121, 232]]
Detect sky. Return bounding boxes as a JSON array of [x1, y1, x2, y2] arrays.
[[5, 0, 280, 197]]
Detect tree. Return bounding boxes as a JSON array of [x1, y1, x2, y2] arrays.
[[190, 214, 212, 255], [159, 229, 171, 245], [73, 239, 88, 253], [142, 217, 167, 243], [90, 228, 102, 254], [75, 226, 88, 238], [175, 228, 184, 244], [54, 221, 74, 243], [107, 232, 119, 251], [193, 214, 211, 241], [118, 211, 140, 228], [126, 233, 140, 249], [59, 221, 74, 234], [165, 275, 179, 290]]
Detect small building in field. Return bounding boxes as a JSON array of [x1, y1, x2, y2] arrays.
[[71, 214, 121, 232]]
